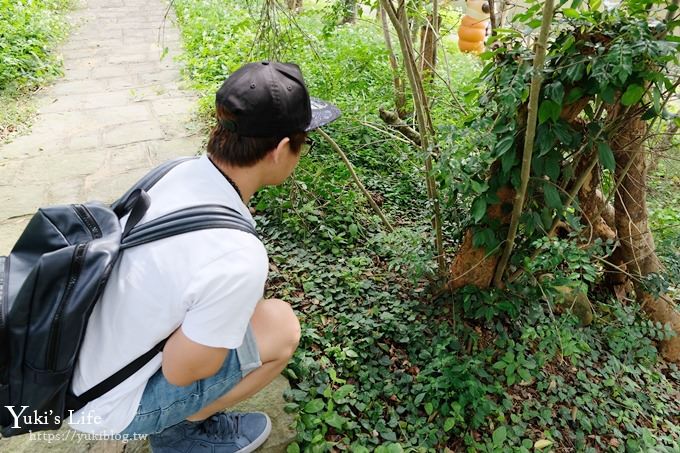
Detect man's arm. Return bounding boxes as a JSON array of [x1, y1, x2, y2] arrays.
[[161, 327, 228, 387]]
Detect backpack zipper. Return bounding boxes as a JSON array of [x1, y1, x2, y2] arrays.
[[46, 244, 87, 370], [73, 205, 102, 239]]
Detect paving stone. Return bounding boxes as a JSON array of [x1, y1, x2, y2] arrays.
[[0, 159, 23, 186], [51, 79, 109, 96], [126, 60, 175, 74], [103, 76, 142, 91], [0, 133, 66, 157], [145, 137, 203, 162], [37, 104, 152, 137], [102, 120, 164, 147], [46, 177, 86, 205], [0, 216, 31, 255], [150, 97, 197, 116], [38, 90, 132, 114], [138, 69, 181, 84], [62, 67, 92, 81], [107, 53, 159, 65], [0, 184, 46, 219], [68, 133, 101, 151], [63, 56, 109, 71], [90, 65, 130, 79]]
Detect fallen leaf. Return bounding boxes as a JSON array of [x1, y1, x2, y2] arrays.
[[534, 439, 553, 450]]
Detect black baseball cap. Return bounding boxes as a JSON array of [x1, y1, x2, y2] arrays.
[[216, 61, 341, 138]]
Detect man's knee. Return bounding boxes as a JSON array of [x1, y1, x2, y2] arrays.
[[258, 298, 301, 359]]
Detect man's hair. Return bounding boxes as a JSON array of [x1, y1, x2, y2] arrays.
[[207, 103, 306, 167]]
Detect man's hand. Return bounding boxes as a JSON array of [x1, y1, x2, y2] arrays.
[[161, 327, 228, 387]]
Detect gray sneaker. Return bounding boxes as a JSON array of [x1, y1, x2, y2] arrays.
[[149, 412, 272, 453]]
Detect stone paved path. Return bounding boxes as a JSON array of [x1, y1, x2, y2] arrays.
[[0, 0, 294, 451], [0, 0, 202, 254]]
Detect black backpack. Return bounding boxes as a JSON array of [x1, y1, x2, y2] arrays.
[[0, 157, 259, 437]]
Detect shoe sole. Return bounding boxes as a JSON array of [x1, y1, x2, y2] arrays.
[[236, 412, 272, 453]]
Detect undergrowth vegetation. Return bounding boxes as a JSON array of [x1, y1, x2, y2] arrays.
[[172, 0, 680, 451], [0, 0, 71, 140]]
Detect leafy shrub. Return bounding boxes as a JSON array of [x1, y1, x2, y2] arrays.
[[0, 0, 71, 92], [172, 0, 680, 451]]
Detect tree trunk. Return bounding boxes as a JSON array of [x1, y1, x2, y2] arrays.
[[612, 112, 680, 362], [286, 0, 302, 12], [341, 0, 357, 24], [449, 186, 514, 289], [576, 152, 616, 243], [380, 5, 407, 117], [419, 12, 439, 81]]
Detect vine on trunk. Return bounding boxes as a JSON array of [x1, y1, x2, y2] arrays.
[[446, 0, 680, 359]]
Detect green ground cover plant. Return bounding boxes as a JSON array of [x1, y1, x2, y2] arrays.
[[172, 0, 680, 450], [0, 0, 72, 141]]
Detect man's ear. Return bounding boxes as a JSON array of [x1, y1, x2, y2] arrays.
[[270, 137, 291, 164]]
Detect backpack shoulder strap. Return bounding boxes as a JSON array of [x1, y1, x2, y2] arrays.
[[111, 157, 198, 216], [120, 204, 258, 249], [65, 339, 167, 412], [66, 204, 259, 412]]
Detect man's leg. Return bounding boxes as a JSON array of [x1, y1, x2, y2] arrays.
[[186, 298, 301, 421]]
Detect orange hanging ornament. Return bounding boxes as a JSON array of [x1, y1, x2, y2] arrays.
[[457, 0, 490, 54]]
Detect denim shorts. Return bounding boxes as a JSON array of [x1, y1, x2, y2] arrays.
[[119, 324, 262, 435]]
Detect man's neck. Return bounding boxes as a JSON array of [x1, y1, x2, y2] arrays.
[[208, 155, 261, 205]]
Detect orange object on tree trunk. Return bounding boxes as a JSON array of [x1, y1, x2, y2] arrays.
[[457, 0, 490, 54]]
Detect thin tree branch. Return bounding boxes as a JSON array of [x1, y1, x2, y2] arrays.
[[380, 0, 446, 274], [493, 0, 555, 288], [318, 128, 394, 233]]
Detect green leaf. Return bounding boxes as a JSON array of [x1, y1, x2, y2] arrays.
[[344, 348, 358, 358], [287, 443, 301, 453], [545, 152, 561, 181], [563, 8, 580, 19], [597, 142, 616, 172], [544, 184, 562, 210], [348, 224, 358, 237], [493, 426, 508, 445], [333, 384, 355, 400], [565, 61, 585, 83], [495, 135, 515, 156], [544, 82, 564, 104], [564, 87, 584, 104], [621, 84, 645, 106], [502, 148, 516, 173], [424, 402, 434, 416], [539, 100, 561, 124], [380, 430, 398, 442], [535, 439, 553, 449], [472, 197, 487, 222], [304, 399, 325, 413], [386, 444, 404, 453], [471, 179, 488, 193], [601, 85, 616, 104], [324, 411, 347, 429], [444, 417, 456, 432]]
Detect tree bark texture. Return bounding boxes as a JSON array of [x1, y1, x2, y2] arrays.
[[286, 0, 302, 12], [342, 0, 357, 24], [449, 186, 514, 289], [612, 112, 680, 362], [576, 153, 616, 243], [380, 5, 407, 117], [419, 14, 439, 80]]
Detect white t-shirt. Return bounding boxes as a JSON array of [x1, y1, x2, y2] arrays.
[[68, 155, 268, 435]]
